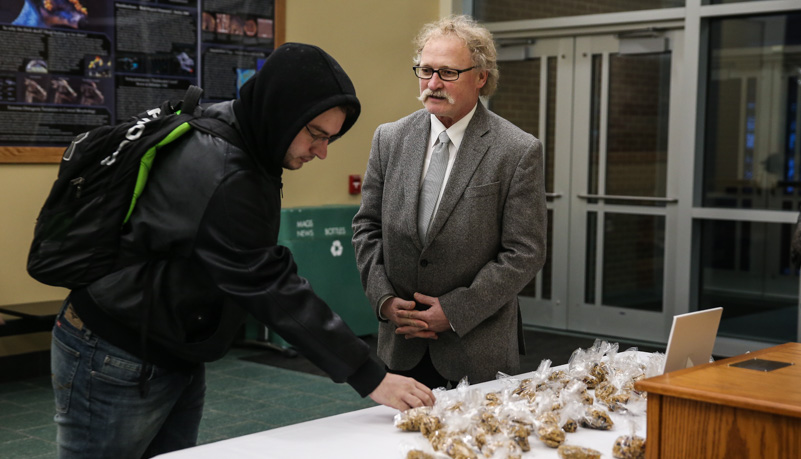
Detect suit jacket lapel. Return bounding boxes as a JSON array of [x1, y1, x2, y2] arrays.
[[426, 103, 492, 241], [401, 111, 431, 250]]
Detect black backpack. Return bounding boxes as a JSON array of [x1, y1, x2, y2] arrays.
[[27, 85, 243, 289]]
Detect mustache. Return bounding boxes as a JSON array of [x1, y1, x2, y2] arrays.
[[418, 89, 454, 104]]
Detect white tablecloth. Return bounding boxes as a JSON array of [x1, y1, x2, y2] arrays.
[[157, 353, 650, 459]]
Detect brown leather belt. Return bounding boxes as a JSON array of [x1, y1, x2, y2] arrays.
[[64, 303, 84, 331]]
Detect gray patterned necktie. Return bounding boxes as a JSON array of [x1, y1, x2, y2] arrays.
[[418, 131, 451, 243]]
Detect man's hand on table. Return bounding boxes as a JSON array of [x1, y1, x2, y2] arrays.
[[369, 373, 435, 411]]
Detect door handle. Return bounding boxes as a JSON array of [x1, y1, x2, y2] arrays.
[[576, 193, 678, 203]]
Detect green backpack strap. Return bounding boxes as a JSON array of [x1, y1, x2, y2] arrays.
[[124, 122, 193, 223], [123, 85, 205, 224]]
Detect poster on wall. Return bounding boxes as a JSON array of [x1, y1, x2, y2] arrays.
[[0, 0, 276, 157]]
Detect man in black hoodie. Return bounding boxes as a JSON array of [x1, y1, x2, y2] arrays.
[[51, 43, 434, 458]]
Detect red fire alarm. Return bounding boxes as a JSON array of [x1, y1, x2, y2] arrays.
[[349, 174, 362, 195]]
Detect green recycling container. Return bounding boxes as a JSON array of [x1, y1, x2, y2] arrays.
[[248, 205, 377, 349]]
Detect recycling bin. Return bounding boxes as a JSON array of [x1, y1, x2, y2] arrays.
[[246, 205, 377, 349]]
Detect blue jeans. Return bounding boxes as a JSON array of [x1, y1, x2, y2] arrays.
[[51, 300, 206, 458]]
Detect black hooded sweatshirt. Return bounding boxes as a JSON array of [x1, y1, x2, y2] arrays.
[[70, 43, 384, 397]]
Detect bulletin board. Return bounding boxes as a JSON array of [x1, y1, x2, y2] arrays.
[[0, 0, 284, 163]]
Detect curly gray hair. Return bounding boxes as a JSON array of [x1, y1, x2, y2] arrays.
[[413, 15, 498, 97]]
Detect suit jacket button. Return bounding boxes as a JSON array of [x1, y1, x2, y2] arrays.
[[420, 259, 428, 267]]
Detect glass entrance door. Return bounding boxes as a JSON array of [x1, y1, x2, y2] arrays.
[[569, 32, 681, 341], [493, 30, 684, 342], [493, 37, 574, 329]]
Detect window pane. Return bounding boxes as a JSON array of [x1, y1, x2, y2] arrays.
[[699, 220, 798, 343], [546, 57, 557, 193], [519, 209, 553, 299], [473, 0, 685, 22], [589, 54, 602, 198], [702, 14, 801, 210], [601, 213, 664, 311], [492, 59, 541, 137], [607, 53, 671, 200], [543, 209, 553, 299], [585, 212, 598, 304], [492, 60, 555, 300], [493, 59, 542, 300], [491, 57, 556, 191]]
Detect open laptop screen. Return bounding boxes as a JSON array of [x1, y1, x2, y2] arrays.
[[663, 307, 723, 374]]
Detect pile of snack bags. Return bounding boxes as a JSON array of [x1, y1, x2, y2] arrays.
[[395, 340, 665, 459]]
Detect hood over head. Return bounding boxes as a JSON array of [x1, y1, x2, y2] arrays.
[[233, 43, 361, 177]]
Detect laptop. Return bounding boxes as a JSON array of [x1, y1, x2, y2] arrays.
[[662, 307, 723, 374]]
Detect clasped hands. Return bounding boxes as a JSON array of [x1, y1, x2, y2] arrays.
[[382, 292, 450, 339]]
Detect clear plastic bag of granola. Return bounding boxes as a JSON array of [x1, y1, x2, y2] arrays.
[[612, 419, 646, 459]]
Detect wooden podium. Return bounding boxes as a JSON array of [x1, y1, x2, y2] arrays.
[[634, 342, 801, 459]]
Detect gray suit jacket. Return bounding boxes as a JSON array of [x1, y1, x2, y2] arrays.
[[352, 103, 546, 383]]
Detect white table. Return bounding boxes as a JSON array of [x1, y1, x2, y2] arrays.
[[157, 353, 651, 459]]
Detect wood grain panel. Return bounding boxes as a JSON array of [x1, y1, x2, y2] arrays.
[[0, 147, 63, 164], [657, 396, 801, 458], [638, 343, 801, 459]]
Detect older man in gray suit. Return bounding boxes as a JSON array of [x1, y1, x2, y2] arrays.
[[352, 15, 546, 389]]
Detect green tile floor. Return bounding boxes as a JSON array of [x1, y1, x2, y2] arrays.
[[0, 347, 377, 458]]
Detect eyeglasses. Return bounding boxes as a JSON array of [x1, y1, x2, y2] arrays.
[[413, 66, 476, 81], [305, 125, 341, 144]]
